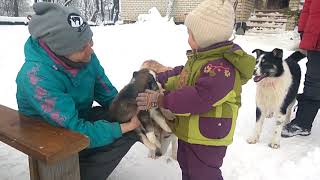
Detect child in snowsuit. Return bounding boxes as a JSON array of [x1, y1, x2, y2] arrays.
[[136, 0, 255, 179]]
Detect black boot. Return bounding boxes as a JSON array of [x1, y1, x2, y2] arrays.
[[281, 95, 320, 138]]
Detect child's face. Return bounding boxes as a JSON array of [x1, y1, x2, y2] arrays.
[[188, 30, 199, 50]]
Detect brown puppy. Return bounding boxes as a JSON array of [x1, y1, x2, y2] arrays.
[[141, 59, 173, 73], [141, 60, 175, 120], [109, 68, 172, 158], [140, 60, 178, 160]]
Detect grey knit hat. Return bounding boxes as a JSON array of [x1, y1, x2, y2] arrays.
[[28, 2, 93, 56]]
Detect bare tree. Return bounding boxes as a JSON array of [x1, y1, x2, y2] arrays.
[[0, 0, 11, 16], [64, 0, 74, 6], [110, 0, 119, 23], [166, 0, 174, 20], [84, 0, 89, 19], [0, 0, 13, 16], [76, 0, 96, 22], [13, 0, 19, 16], [90, 0, 100, 22], [0, 0, 30, 16], [100, 0, 105, 22]]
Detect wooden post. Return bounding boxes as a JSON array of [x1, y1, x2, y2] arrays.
[[29, 157, 40, 180], [29, 154, 80, 180]]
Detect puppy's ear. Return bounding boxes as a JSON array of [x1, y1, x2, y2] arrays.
[[133, 71, 138, 77], [272, 48, 283, 59], [252, 49, 264, 57]]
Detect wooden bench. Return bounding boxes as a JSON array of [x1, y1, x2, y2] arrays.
[[0, 104, 89, 180]]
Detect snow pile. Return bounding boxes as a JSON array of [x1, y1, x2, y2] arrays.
[[137, 7, 174, 24], [0, 16, 319, 180]]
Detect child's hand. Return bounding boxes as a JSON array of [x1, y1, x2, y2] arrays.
[[136, 89, 163, 111]]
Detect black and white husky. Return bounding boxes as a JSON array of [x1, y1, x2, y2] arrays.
[[247, 48, 306, 149]]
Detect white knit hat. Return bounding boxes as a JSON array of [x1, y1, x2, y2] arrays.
[[184, 0, 235, 48]]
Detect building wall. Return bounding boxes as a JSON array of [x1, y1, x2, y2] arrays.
[[120, 0, 168, 22], [170, 0, 202, 22], [236, 0, 255, 22], [121, 0, 255, 23]]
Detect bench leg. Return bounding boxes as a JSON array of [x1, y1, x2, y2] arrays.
[[29, 157, 40, 180], [29, 154, 80, 180]]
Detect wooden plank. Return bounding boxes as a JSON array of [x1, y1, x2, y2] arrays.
[[0, 105, 89, 164]]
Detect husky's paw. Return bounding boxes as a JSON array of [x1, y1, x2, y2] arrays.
[[247, 136, 258, 144], [268, 142, 280, 149]]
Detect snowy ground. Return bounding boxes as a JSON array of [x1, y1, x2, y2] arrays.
[[0, 16, 319, 180]]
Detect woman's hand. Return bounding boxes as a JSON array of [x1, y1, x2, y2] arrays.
[[120, 113, 141, 133]]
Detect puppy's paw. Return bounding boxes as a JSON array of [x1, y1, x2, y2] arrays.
[[155, 148, 162, 157], [268, 142, 280, 149], [146, 132, 161, 148], [148, 150, 156, 159], [171, 153, 177, 160], [247, 136, 259, 144], [160, 108, 176, 120], [166, 156, 177, 163]]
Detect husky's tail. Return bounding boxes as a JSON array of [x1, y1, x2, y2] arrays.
[[286, 51, 306, 63]]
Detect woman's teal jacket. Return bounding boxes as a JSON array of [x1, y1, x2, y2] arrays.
[[16, 37, 122, 148]]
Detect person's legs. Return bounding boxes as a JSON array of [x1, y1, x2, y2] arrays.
[[177, 140, 190, 180], [78, 106, 139, 180], [303, 51, 320, 100], [177, 140, 227, 180], [282, 51, 320, 137], [79, 132, 138, 180]]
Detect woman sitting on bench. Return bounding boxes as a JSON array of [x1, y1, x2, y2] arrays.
[[15, 2, 141, 180]]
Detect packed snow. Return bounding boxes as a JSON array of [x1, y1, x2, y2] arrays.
[[0, 10, 319, 180]]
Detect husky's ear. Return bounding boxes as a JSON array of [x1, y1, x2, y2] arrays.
[[252, 49, 264, 57], [272, 48, 283, 59]]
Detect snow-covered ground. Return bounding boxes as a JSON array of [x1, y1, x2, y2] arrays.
[[0, 13, 319, 180]]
